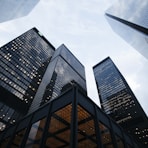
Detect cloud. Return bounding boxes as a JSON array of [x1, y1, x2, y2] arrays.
[[0, 0, 147, 115]]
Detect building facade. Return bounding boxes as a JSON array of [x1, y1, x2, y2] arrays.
[[93, 57, 148, 147], [0, 28, 55, 130], [0, 86, 140, 148], [0, 28, 87, 132], [105, 0, 148, 59], [29, 44, 87, 113], [0, 0, 40, 23]]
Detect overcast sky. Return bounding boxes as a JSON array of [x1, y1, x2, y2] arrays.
[[0, 0, 148, 115]]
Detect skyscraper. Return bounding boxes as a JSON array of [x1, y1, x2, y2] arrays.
[[105, 0, 148, 59], [93, 57, 148, 147], [0, 28, 55, 130], [29, 44, 87, 113], [0, 28, 86, 131], [0, 0, 40, 23]]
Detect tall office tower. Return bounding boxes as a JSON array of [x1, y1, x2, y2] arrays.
[[29, 44, 87, 113], [0, 28, 55, 130], [105, 0, 148, 59], [0, 0, 40, 23], [93, 57, 148, 147]]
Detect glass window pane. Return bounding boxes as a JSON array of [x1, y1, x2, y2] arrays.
[[12, 128, 27, 147], [115, 134, 124, 148], [25, 117, 46, 147], [77, 105, 97, 148], [0, 137, 10, 147], [99, 122, 114, 148], [45, 104, 72, 147]]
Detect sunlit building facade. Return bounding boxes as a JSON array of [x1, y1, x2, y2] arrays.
[[93, 57, 148, 147], [105, 0, 148, 59], [0, 86, 140, 148]]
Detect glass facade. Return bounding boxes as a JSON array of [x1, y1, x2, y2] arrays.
[[105, 0, 148, 59], [93, 57, 148, 147], [0, 28, 55, 130], [0, 86, 140, 147], [0, 28, 86, 133], [0, 0, 40, 23], [29, 44, 87, 113]]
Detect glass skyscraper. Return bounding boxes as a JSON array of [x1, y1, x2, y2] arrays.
[[0, 28, 55, 130], [105, 0, 148, 59], [0, 28, 144, 147], [0, 0, 40, 23], [93, 57, 148, 147], [29, 44, 87, 113], [0, 28, 86, 132]]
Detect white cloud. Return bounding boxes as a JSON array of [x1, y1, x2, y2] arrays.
[[0, 0, 147, 115]]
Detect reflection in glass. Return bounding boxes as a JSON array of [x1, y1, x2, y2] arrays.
[[77, 105, 97, 148], [99, 122, 114, 148], [115, 134, 124, 148], [0, 137, 10, 147], [25, 117, 46, 147], [12, 128, 27, 147], [45, 104, 72, 147]]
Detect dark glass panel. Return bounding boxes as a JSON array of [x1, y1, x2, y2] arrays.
[[25, 117, 46, 147], [115, 134, 124, 148], [0, 137, 10, 147], [77, 105, 97, 148], [12, 128, 27, 147], [99, 122, 114, 148], [45, 104, 72, 147]]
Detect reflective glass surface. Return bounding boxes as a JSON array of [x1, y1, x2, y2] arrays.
[[0, 137, 10, 147], [41, 56, 86, 104], [0, 28, 54, 129], [106, 0, 148, 59], [115, 134, 124, 148], [12, 128, 27, 147], [45, 104, 72, 147], [0, 0, 39, 23], [51, 44, 85, 80], [0, 28, 54, 105], [93, 57, 148, 147], [25, 117, 46, 147], [106, 0, 148, 28], [77, 105, 97, 147], [99, 122, 114, 148]]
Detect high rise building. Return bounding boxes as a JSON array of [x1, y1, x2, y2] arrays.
[[0, 28, 55, 130], [0, 28, 87, 131], [93, 57, 148, 147], [105, 0, 148, 59], [0, 28, 143, 147], [29, 44, 87, 113], [0, 0, 40, 23]]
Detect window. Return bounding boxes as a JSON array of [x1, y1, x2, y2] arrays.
[[77, 105, 97, 148], [99, 122, 114, 148], [0, 137, 10, 147], [115, 134, 124, 148], [25, 117, 46, 147], [45, 104, 72, 147], [12, 128, 27, 147]]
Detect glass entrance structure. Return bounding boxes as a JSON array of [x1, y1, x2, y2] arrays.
[[0, 86, 140, 148]]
